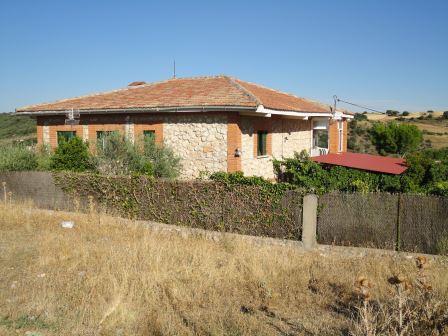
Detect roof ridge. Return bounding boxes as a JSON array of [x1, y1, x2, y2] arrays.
[[235, 78, 332, 111], [226, 77, 261, 105]]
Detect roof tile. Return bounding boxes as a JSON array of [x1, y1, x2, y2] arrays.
[[17, 75, 332, 113]]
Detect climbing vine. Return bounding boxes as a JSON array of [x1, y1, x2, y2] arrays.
[[53, 172, 304, 240]]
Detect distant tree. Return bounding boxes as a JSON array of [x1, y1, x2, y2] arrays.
[[386, 110, 400, 117], [402, 111, 410, 116], [427, 110, 434, 113], [354, 113, 368, 121], [443, 111, 448, 119], [370, 121, 423, 155]]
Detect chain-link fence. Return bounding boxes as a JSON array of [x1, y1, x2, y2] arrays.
[[317, 192, 448, 254]]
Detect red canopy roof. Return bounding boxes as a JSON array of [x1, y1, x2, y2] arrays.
[[312, 152, 408, 175]]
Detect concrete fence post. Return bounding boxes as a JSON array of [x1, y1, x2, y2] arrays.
[[302, 194, 318, 249]]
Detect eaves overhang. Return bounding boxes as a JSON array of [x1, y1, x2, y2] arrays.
[[15, 105, 257, 116]]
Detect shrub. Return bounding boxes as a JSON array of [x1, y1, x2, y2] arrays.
[[50, 137, 94, 172], [429, 181, 448, 197], [370, 122, 423, 155], [354, 113, 368, 121], [0, 144, 37, 171], [402, 111, 410, 116], [386, 110, 399, 116], [95, 133, 181, 178], [141, 137, 181, 179], [36, 145, 52, 171], [436, 236, 448, 255], [443, 111, 448, 119], [96, 133, 150, 176], [273, 148, 448, 195], [347, 137, 358, 151]]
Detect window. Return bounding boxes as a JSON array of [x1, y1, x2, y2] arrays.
[[313, 129, 328, 148], [57, 131, 76, 144], [143, 130, 156, 142], [96, 130, 119, 150], [257, 131, 268, 156], [338, 121, 344, 152], [312, 119, 329, 149]]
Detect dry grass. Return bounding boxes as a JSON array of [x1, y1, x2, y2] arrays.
[[365, 111, 444, 121], [1, 203, 447, 336]]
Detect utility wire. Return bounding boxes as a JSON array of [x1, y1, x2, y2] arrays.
[[336, 98, 385, 114]]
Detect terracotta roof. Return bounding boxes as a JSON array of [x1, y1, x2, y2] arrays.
[[312, 152, 408, 175], [16, 75, 332, 113]]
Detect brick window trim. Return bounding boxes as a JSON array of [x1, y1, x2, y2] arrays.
[[133, 121, 163, 145], [253, 129, 272, 158], [46, 124, 84, 149]]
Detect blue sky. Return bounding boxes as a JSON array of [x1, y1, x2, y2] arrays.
[[0, 0, 447, 113]]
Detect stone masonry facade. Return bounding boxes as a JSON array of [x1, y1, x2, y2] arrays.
[[37, 113, 227, 179], [36, 112, 346, 179], [240, 116, 313, 179]]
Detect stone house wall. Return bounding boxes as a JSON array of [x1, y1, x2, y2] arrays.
[[162, 114, 227, 178], [240, 116, 312, 179]]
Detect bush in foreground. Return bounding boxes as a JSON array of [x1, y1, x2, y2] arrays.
[[50, 137, 94, 172], [95, 133, 181, 178]]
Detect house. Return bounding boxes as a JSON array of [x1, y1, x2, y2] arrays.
[[16, 75, 353, 179]]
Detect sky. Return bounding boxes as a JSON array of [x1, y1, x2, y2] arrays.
[[0, 0, 447, 113]]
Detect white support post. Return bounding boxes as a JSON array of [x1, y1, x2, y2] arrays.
[[302, 194, 318, 249]]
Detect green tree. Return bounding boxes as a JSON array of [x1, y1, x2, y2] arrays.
[[354, 113, 368, 121], [96, 133, 147, 176], [95, 133, 181, 178], [50, 137, 94, 172], [141, 136, 181, 179], [370, 122, 422, 155]]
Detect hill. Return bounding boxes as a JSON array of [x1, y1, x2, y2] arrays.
[[0, 113, 36, 146], [348, 111, 448, 154]]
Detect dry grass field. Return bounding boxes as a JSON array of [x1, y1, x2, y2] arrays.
[[1, 203, 447, 336]]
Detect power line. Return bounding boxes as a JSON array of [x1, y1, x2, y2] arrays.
[[334, 96, 385, 114]]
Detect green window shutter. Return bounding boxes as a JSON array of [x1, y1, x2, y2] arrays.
[[257, 131, 268, 156], [57, 131, 76, 144], [96, 130, 119, 150], [143, 130, 155, 141]]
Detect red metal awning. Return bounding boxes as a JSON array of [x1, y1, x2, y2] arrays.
[[312, 152, 408, 175]]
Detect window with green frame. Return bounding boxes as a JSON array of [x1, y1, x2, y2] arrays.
[[143, 130, 156, 141], [257, 130, 268, 156], [57, 131, 76, 144], [96, 130, 119, 149]]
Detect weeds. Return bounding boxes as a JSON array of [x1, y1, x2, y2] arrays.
[[0, 202, 447, 335], [350, 256, 448, 336]]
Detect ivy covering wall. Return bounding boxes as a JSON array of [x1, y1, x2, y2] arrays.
[[53, 172, 304, 240]]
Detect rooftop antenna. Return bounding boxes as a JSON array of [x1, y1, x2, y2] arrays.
[[173, 59, 176, 78]]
